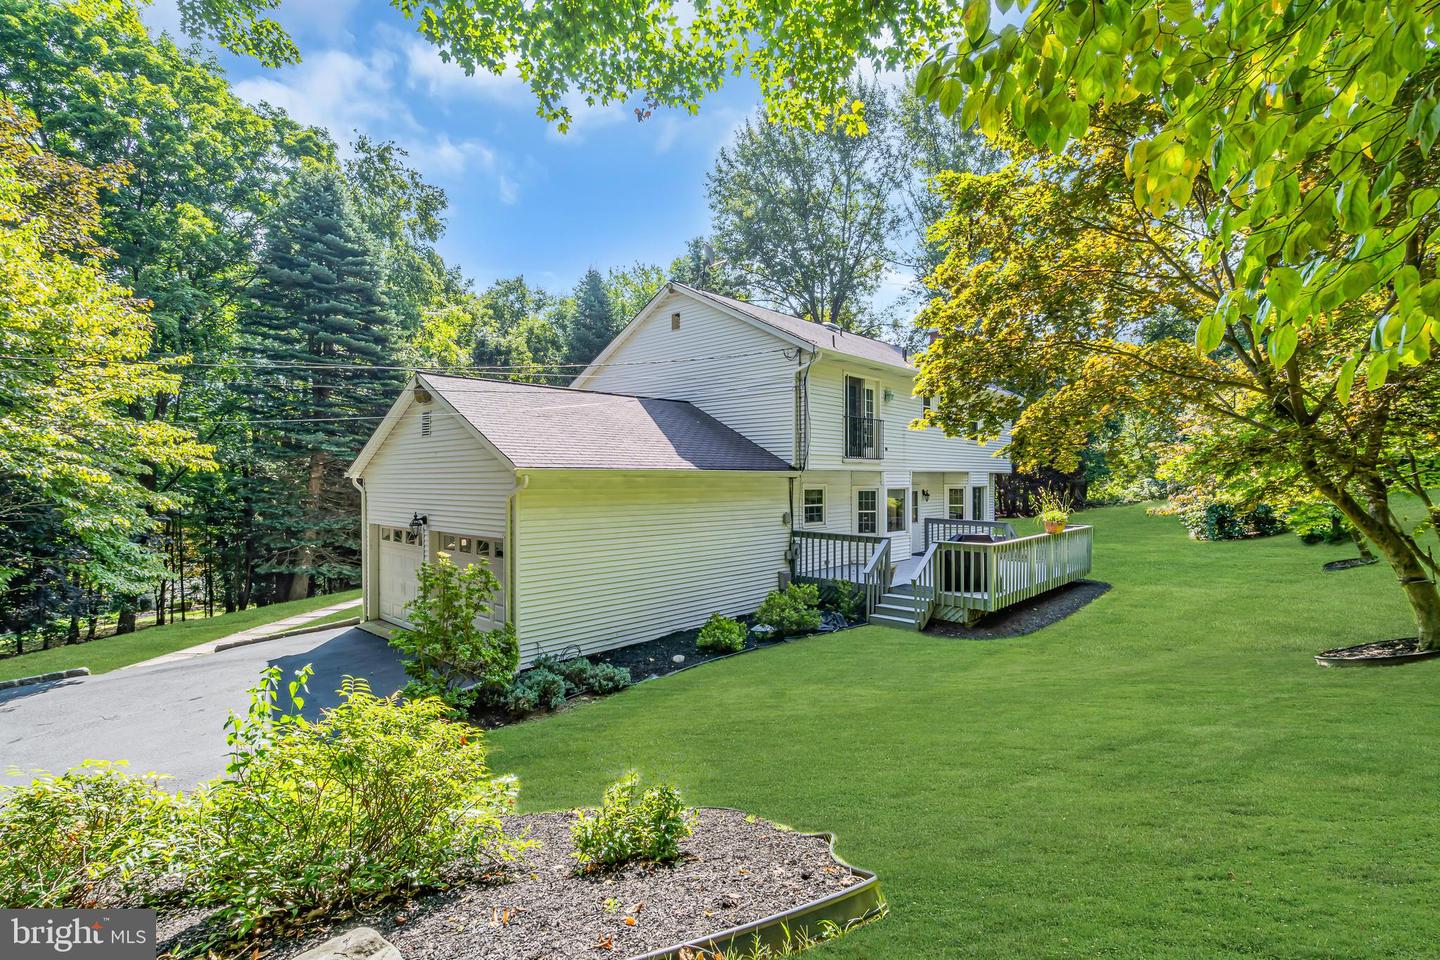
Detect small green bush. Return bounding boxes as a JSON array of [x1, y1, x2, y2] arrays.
[[755, 583, 822, 637], [390, 558, 518, 713], [585, 662, 632, 695], [0, 761, 181, 908], [186, 667, 528, 939], [697, 613, 746, 653], [823, 581, 865, 620], [529, 656, 632, 699], [504, 667, 568, 714], [571, 772, 695, 869]]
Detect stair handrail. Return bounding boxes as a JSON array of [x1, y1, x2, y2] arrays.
[[910, 541, 941, 629], [860, 538, 892, 619]]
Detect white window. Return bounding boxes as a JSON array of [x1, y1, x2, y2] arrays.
[[802, 488, 825, 526], [947, 488, 966, 520], [380, 528, 391, 542], [457, 537, 472, 554], [856, 489, 878, 534], [886, 488, 907, 532], [441, 534, 458, 552], [911, 489, 919, 523]]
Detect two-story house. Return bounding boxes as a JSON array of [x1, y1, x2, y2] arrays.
[[346, 282, 1014, 663]]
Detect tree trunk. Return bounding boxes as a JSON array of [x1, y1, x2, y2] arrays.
[[288, 451, 327, 602], [116, 603, 137, 635], [1349, 528, 1376, 561]]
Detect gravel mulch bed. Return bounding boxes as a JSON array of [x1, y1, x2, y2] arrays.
[[925, 579, 1111, 639], [1322, 556, 1381, 572], [156, 809, 863, 960], [1315, 637, 1440, 666]]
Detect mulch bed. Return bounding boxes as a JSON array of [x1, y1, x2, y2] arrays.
[[924, 579, 1111, 640], [1315, 638, 1440, 667], [1322, 556, 1381, 572], [155, 809, 863, 960]]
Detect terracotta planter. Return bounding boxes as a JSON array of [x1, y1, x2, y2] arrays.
[[1043, 520, 1067, 535]]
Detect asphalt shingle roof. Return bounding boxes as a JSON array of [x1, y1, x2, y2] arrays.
[[673, 283, 913, 370], [418, 374, 795, 472]]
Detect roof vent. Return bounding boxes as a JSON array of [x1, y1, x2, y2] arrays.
[[822, 322, 843, 332]]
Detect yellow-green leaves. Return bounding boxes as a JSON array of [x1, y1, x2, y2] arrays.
[[1336, 355, 1358, 405]]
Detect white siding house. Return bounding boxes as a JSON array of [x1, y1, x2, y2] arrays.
[[347, 283, 1014, 662]]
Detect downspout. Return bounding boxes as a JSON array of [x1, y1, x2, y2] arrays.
[[350, 476, 369, 621], [796, 348, 819, 471], [506, 473, 530, 642]]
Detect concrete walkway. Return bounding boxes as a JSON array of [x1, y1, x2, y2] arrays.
[[124, 597, 363, 670]]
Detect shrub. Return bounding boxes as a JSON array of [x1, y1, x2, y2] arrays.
[[1290, 504, 1353, 544], [390, 558, 518, 712], [186, 667, 527, 939], [755, 583, 822, 637], [584, 662, 632, 695], [530, 656, 632, 698], [503, 667, 568, 715], [827, 580, 865, 620], [697, 613, 746, 653], [1242, 504, 1286, 538], [0, 761, 181, 908], [571, 772, 695, 869]]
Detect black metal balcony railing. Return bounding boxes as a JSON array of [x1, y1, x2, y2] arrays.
[[844, 415, 884, 459]]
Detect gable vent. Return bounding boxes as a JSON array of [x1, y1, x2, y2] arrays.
[[671, 312, 681, 330], [420, 411, 432, 437]]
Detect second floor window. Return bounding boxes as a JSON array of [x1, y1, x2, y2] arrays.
[[844, 375, 880, 458]]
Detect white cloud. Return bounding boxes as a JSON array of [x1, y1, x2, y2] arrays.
[[232, 45, 521, 202], [546, 91, 632, 143], [401, 38, 530, 105], [234, 48, 411, 141]]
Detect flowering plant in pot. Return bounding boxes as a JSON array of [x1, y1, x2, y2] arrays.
[[1035, 490, 1073, 534]]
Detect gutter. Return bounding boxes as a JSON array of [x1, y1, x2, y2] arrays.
[[350, 475, 370, 621]]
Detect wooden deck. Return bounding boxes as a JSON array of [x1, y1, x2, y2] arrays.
[[792, 524, 1094, 629]]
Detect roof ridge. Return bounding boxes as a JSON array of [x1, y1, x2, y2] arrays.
[[417, 372, 702, 407], [669, 282, 909, 356]]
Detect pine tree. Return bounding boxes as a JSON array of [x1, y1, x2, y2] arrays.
[[239, 168, 400, 602], [565, 268, 617, 370]]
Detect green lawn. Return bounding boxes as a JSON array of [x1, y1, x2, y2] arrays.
[[0, 590, 360, 682], [488, 504, 1438, 959]]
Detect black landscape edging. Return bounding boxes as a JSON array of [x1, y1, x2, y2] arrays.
[[0, 666, 89, 691], [1315, 639, 1440, 667], [625, 816, 884, 960], [1321, 557, 1380, 572]]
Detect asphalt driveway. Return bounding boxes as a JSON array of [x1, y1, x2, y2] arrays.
[[0, 626, 408, 788]]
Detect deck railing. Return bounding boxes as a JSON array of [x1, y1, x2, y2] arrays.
[[929, 524, 1092, 621], [791, 530, 891, 618], [923, 517, 1018, 548]]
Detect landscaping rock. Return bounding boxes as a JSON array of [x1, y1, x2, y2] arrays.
[[817, 611, 848, 632], [750, 623, 776, 640], [293, 927, 401, 960], [671, 653, 685, 663]]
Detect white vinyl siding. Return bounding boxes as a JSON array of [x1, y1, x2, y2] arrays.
[[575, 291, 798, 462], [363, 400, 513, 537], [804, 357, 1011, 474], [513, 471, 790, 663]]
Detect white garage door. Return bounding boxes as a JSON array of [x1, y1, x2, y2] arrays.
[[377, 525, 424, 627], [436, 532, 506, 625]]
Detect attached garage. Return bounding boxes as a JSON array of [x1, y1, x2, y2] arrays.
[[346, 373, 796, 666]]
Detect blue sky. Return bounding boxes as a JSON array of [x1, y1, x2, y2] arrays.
[[141, 0, 782, 297]]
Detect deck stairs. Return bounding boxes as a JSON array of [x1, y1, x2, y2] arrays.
[[868, 582, 928, 631]]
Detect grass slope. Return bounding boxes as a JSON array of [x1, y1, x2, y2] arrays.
[[0, 590, 360, 682], [489, 504, 1438, 959]]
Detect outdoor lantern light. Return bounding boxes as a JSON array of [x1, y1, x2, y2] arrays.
[[922, 489, 931, 500], [408, 512, 428, 536]]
